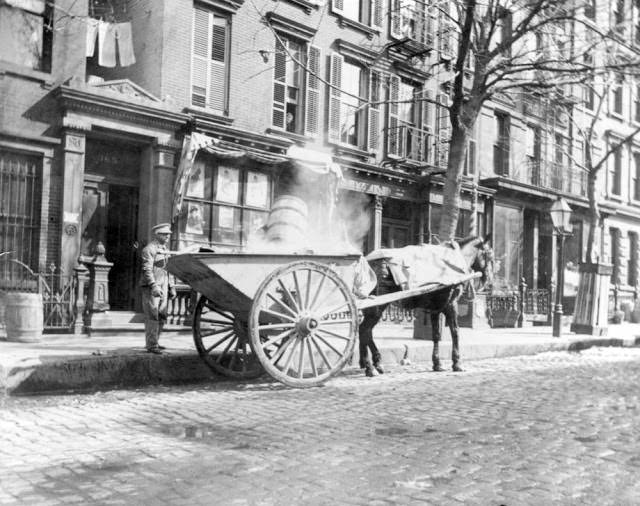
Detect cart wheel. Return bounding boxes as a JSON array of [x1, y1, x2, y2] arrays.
[[193, 296, 263, 379], [249, 261, 358, 388]]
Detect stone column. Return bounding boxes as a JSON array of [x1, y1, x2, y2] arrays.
[[60, 121, 89, 278], [373, 195, 385, 250], [148, 142, 177, 237], [468, 183, 478, 237]]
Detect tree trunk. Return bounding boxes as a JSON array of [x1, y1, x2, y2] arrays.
[[585, 167, 600, 263], [439, 124, 470, 241]]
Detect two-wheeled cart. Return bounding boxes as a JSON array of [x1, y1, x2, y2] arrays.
[[167, 252, 480, 388]]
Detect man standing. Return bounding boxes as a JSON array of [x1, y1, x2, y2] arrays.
[[140, 223, 176, 354]]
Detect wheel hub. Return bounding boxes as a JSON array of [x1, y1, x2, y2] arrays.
[[296, 315, 318, 337]]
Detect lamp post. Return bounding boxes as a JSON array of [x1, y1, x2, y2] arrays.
[[549, 197, 573, 338]]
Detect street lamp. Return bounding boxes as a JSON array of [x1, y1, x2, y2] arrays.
[[549, 197, 573, 338]]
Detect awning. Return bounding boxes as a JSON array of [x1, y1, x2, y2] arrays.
[[171, 133, 342, 219]]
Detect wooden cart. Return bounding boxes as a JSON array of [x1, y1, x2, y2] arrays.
[[167, 252, 480, 388]]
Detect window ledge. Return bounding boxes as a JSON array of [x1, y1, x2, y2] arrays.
[[265, 128, 312, 144], [331, 143, 373, 160], [609, 111, 624, 121], [0, 61, 53, 87], [274, 0, 322, 14], [335, 15, 378, 40], [185, 106, 234, 126]]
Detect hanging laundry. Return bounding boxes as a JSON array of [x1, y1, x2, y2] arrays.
[[86, 18, 99, 58], [98, 20, 116, 67], [115, 22, 136, 66]]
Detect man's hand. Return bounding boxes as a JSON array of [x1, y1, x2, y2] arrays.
[[151, 285, 163, 298], [169, 287, 177, 300]]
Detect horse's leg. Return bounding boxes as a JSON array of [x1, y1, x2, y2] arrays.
[[358, 307, 382, 377], [431, 311, 444, 372], [445, 303, 463, 372]]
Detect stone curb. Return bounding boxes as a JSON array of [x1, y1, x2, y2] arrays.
[[1, 335, 639, 396]]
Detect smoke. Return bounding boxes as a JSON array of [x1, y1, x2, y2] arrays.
[[245, 167, 371, 255]]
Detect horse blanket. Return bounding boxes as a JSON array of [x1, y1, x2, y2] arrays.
[[366, 243, 470, 291]]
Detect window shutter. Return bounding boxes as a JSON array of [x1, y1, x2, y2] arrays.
[[332, 0, 344, 15], [368, 70, 381, 152], [422, 88, 434, 164], [390, 0, 402, 39], [272, 39, 287, 129], [422, 2, 436, 46], [191, 7, 210, 108], [370, 0, 383, 29], [436, 93, 450, 168], [438, 8, 453, 60], [328, 52, 344, 143], [304, 45, 321, 137], [387, 74, 400, 156], [208, 15, 227, 112]]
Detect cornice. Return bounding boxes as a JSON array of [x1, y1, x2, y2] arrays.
[[392, 61, 430, 84], [190, 120, 291, 154], [196, 0, 245, 13], [335, 39, 378, 66], [273, 0, 321, 15], [264, 11, 317, 41], [55, 85, 189, 131]]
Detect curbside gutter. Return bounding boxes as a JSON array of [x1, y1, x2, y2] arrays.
[[1, 333, 640, 396]]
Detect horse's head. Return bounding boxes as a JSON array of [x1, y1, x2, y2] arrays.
[[459, 234, 495, 292]]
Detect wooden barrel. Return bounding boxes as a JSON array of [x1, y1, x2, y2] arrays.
[[266, 195, 309, 245], [5, 292, 43, 342]]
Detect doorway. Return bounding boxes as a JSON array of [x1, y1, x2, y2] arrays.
[[81, 182, 139, 310]]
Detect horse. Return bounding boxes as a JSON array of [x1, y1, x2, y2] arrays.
[[358, 235, 494, 377]]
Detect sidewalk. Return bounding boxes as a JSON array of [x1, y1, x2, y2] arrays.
[[1, 322, 640, 395]]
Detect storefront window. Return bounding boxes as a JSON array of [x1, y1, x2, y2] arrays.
[[427, 204, 477, 243], [179, 157, 271, 249], [493, 204, 522, 291]]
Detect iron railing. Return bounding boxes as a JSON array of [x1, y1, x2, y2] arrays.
[[510, 159, 588, 197]]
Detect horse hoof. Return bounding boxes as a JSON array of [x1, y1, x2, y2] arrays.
[[365, 367, 375, 377], [432, 364, 444, 372], [452, 364, 464, 372], [374, 364, 385, 374]]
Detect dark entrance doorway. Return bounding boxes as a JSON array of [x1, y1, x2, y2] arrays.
[[82, 139, 141, 311]]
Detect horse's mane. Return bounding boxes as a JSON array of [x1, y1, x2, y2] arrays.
[[456, 235, 481, 249]]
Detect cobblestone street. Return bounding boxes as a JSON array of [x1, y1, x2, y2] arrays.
[[1, 347, 639, 505]]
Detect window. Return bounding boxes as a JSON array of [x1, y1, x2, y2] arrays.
[[191, 6, 230, 112], [498, 8, 513, 57], [0, 0, 53, 72], [610, 227, 621, 284], [633, 152, 640, 200], [387, 77, 425, 161], [585, 0, 596, 19], [328, 54, 379, 152], [525, 125, 541, 185], [332, 0, 382, 28], [634, 84, 640, 122], [0, 149, 41, 283], [494, 112, 510, 176], [464, 131, 477, 176], [611, 146, 622, 196], [611, 74, 624, 115], [179, 158, 272, 248], [272, 37, 321, 136], [435, 91, 450, 168], [390, 0, 436, 45], [427, 204, 475, 243], [629, 232, 639, 286], [614, 0, 626, 26]]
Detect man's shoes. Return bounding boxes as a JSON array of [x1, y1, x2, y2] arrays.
[[157, 345, 166, 350], [146, 347, 163, 355]]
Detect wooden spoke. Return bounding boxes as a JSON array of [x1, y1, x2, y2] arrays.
[[205, 331, 234, 354], [315, 326, 352, 341], [280, 336, 300, 374], [319, 318, 354, 325], [257, 322, 296, 331], [259, 307, 296, 323], [297, 340, 306, 378], [313, 332, 343, 357], [261, 328, 296, 350], [310, 335, 334, 370], [306, 339, 318, 378], [308, 273, 328, 311], [200, 317, 236, 326], [216, 335, 238, 364], [200, 325, 235, 337], [277, 278, 301, 314], [270, 334, 296, 366], [317, 300, 350, 320], [266, 292, 298, 319], [305, 269, 313, 312], [292, 270, 304, 310]]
